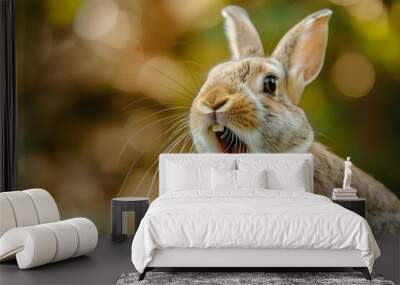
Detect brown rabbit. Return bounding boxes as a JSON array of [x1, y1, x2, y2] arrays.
[[189, 5, 400, 233]]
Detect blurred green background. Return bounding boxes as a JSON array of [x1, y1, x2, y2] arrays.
[[16, 0, 400, 233]]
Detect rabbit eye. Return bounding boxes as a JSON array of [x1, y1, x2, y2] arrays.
[[263, 75, 276, 95]]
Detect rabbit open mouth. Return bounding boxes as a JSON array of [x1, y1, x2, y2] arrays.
[[212, 124, 248, 153]]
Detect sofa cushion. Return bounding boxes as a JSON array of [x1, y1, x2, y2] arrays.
[[0, 218, 97, 269]]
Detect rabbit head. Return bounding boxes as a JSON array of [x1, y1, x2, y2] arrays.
[[190, 5, 332, 153]]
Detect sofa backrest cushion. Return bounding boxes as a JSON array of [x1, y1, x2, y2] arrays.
[[0, 189, 60, 237]]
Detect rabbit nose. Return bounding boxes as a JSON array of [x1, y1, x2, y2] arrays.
[[204, 96, 229, 110], [201, 87, 230, 111]]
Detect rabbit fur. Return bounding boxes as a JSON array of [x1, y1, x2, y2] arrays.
[[189, 5, 400, 234]]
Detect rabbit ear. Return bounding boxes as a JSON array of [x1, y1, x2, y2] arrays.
[[222, 6, 264, 59], [272, 9, 332, 104]]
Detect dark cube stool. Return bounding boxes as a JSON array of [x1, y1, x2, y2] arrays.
[[111, 197, 149, 242]]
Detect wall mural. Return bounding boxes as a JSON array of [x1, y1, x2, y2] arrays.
[[17, 0, 400, 234], [190, 5, 400, 234]]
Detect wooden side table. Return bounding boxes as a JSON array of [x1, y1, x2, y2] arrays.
[[332, 198, 366, 218], [111, 197, 149, 242]]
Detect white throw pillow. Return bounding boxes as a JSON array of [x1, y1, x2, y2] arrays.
[[167, 162, 211, 191], [236, 169, 267, 189], [211, 169, 268, 190], [266, 165, 307, 191], [211, 168, 236, 190], [237, 159, 309, 191]]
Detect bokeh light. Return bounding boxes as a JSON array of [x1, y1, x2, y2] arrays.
[[331, 52, 376, 98], [164, 0, 224, 30], [347, 0, 384, 21], [74, 0, 119, 40]]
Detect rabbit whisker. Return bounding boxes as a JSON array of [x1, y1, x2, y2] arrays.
[[119, 113, 186, 159]]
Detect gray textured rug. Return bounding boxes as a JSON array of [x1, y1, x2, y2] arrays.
[[116, 272, 396, 285]]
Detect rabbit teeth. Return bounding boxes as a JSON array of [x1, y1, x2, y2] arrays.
[[212, 124, 224, 132], [213, 126, 248, 154]]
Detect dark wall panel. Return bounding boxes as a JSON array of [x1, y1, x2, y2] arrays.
[[0, 0, 17, 192]]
